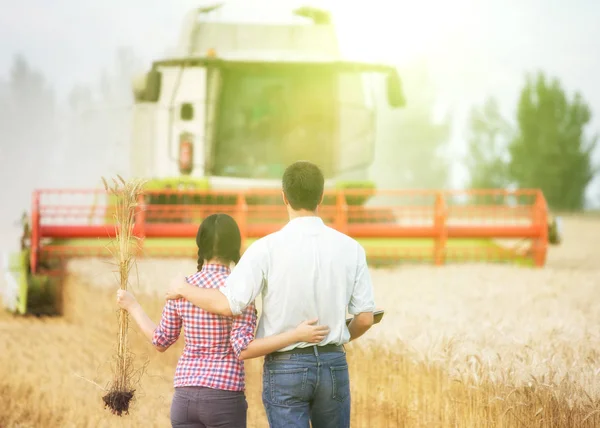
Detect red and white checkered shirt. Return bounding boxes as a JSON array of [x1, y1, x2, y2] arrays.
[[152, 263, 257, 391]]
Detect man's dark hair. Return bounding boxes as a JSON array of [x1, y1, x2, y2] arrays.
[[282, 161, 325, 211], [196, 213, 241, 271]]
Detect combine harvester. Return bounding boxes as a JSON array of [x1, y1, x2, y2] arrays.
[[4, 2, 561, 316]]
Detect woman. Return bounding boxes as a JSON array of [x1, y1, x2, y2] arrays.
[[116, 213, 329, 428]]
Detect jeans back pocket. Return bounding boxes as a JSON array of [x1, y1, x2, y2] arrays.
[[170, 389, 192, 425], [267, 367, 310, 406], [330, 365, 350, 403]]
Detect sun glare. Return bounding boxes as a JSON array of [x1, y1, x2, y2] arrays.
[[332, 0, 473, 66]]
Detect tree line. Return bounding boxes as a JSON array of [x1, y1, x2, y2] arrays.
[[465, 72, 598, 211], [0, 50, 140, 226]]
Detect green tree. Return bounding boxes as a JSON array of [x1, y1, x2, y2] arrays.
[[466, 97, 512, 189], [509, 72, 598, 210]]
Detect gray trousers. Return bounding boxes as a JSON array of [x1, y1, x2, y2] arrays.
[[170, 386, 248, 428]]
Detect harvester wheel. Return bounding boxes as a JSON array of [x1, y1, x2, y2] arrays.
[[26, 270, 63, 316], [5, 250, 63, 316], [548, 216, 562, 245]]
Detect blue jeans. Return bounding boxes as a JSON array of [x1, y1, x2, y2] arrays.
[[262, 348, 350, 428]]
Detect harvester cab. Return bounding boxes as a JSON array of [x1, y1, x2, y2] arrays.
[[129, 2, 405, 190]]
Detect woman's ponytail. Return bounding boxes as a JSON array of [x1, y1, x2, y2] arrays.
[[196, 246, 205, 272]]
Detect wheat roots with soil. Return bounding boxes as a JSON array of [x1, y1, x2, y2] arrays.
[[101, 175, 146, 416]]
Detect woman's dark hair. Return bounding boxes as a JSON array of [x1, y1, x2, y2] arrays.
[[196, 213, 242, 271]]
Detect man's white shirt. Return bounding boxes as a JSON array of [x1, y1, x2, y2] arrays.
[[219, 216, 376, 351]]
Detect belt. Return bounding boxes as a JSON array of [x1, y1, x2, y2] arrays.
[[271, 344, 344, 356]]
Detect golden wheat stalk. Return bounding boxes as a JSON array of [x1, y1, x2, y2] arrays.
[[101, 175, 146, 416]]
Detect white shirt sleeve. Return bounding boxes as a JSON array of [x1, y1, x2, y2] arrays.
[[348, 244, 376, 315], [219, 239, 268, 316]]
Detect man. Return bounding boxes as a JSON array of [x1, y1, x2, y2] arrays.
[[166, 161, 376, 427]]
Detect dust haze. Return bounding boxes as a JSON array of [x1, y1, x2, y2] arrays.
[[0, 49, 142, 252]]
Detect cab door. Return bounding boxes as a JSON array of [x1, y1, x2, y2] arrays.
[[335, 70, 377, 180]]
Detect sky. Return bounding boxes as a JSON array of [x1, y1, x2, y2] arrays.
[[1, 0, 599, 203]]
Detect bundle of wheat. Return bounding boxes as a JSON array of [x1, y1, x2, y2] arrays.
[[101, 176, 146, 416]]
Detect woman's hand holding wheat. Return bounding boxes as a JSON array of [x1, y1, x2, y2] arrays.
[[116, 289, 138, 311]]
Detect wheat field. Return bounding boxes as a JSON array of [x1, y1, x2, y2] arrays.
[[1, 214, 600, 427]]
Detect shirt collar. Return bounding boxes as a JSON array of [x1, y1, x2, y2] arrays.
[[201, 263, 231, 274], [284, 216, 325, 232]]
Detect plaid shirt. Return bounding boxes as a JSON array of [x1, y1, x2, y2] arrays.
[[152, 264, 257, 391]]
